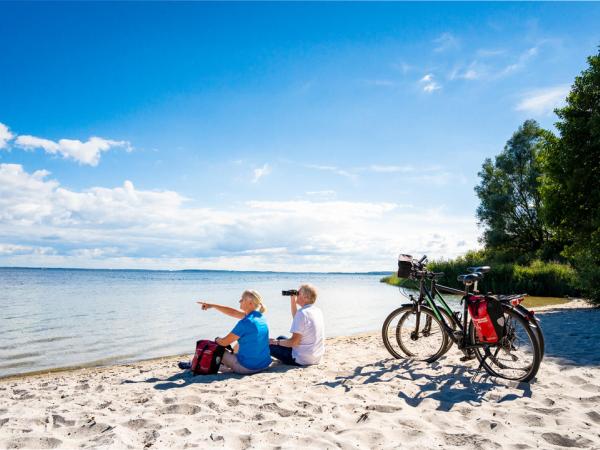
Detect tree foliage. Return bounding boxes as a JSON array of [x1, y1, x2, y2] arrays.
[[475, 120, 554, 262], [540, 49, 600, 302]]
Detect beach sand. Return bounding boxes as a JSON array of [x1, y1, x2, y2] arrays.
[[1, 300, 599, 449]]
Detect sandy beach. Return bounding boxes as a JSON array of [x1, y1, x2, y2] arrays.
[[1, 300, 598, 450]]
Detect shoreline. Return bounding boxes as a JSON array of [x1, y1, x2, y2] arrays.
[[1, 299, 593, 382], [1, 302, 599, 449]]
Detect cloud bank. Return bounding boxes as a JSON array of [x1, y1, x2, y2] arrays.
[[0, 164, 479, 271]]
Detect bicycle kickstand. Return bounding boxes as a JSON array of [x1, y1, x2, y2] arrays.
[[475, 346, 493, 374]]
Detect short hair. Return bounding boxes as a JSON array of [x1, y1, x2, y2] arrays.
[[299, 284, 318, 304]]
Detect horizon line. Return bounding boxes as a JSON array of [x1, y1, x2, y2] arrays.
[[0, 266, 392, 275]]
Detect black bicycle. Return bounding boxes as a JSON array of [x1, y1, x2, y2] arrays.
[[382, 255, 542, 382]]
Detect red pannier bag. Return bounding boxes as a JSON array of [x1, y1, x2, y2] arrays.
[[467, 295, 505, 344], [191, 340, 227, 375]]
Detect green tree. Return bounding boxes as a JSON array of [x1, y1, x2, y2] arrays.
[[475, 120, 555, 262], [540, 49, 600, 302]]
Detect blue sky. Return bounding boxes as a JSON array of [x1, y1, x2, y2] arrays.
[[1, 2, 599, 271]]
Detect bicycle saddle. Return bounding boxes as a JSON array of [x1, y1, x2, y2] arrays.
[[457, 273, 482, 284], [467, 266, 491, 273]]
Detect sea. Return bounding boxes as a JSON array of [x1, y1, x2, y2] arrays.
[[0, 267, 462, 378]]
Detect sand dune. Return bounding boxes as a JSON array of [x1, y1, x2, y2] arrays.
[[0, 301, 598, 449]]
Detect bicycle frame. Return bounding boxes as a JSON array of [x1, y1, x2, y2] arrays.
[[410, 273, 496, 351]]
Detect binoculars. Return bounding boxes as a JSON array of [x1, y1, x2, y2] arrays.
[[281, 289, 299, 296]]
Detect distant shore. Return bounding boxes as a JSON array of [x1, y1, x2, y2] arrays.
[[0, 266, 391, 275], [379, 273, 583, 308]]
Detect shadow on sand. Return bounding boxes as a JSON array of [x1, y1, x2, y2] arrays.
[[537, 307, 600, 366], [121, 361, 300, 391], [317, 357, 532, 412]]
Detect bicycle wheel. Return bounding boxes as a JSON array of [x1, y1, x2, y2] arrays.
[[469, 305, 541, 382], [382, 306, 448, 363], [515, 305, 545, 360]]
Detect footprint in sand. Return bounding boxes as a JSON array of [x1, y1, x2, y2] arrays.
[[226, 398, 240, 407], [443, 433, 501, 449], [475, 420, 505, 432], [517, 414, 545, 428], [3, 437, 63, 449], [366, 404, 399, 413], [586, 411, 600, 424], [160, 404, 201, 415], [205, 401, 221, 412], [174, 428, 191, 437], [142, 429, 160, 448], [123, 418, 160, 431], [68, 420, 113, 439], [541, 432, 592, 448], [260, 403, 295, 417], [52, 415, 75, 428]]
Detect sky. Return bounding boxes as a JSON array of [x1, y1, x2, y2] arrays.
[[1, 2, 599, 272]]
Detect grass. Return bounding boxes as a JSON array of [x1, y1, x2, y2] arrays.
[[380, 274, 572, 307], [521, 296, 571, 307]]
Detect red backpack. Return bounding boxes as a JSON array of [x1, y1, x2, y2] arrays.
[[191, 340, 227, 375], [467, 295, 505, 344]]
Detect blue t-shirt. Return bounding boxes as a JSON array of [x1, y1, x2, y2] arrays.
[[231, 310, 271, 370]]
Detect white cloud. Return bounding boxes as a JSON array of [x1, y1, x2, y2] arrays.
[[15, 134, 131, 166], [0, 122, 14, 149], [252, 163, 271, 183], [305, 164, 356, 180], [369, 165, 414, 173], [0, 243, 55, 256], [305, 190, 337, 200], [497, 46, 538, 78], [420, 74, 441, 93], [0, 164, 480, 271], [516, 84, 570, 116], [433, 32, 460, 52]]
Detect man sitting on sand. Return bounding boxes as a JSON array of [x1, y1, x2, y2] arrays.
[[269, 284, 324, 366]]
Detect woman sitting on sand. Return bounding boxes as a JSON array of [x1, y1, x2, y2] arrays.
[[195, 290, 271, 374]]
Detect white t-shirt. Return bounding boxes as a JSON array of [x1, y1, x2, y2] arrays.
[[290, 304, 325, 365]]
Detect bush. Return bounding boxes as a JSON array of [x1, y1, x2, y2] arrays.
[[571, 247, 600, 304], [427, 256, 578, 297]]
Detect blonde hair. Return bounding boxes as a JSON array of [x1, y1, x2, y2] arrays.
[[299, 284, 318, 304], [243, 289, 267, 313]]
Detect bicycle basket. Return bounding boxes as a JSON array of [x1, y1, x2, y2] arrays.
[[397, 254, 414, 278]]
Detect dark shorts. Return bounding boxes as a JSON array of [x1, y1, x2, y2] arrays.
[[269, 336, 301, 366]]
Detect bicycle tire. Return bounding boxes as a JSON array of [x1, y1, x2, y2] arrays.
[[514, 304, 545, 360], [469, 304, 542, 382], [382, 306, 448, 363]]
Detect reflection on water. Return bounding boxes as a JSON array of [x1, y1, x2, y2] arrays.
[[0, 268, 462, 377]]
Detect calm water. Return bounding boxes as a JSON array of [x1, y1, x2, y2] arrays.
[[0, 268, 461, 378]]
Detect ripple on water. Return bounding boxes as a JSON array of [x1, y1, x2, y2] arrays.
[[2, 352, 43, 361]]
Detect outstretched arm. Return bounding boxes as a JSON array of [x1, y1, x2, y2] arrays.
[[197, 301, 245, 319]]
